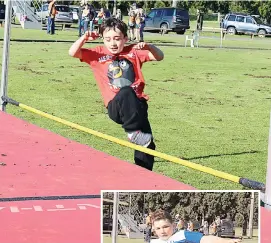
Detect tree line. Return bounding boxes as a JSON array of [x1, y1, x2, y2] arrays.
[[104, 192, 258, 234]]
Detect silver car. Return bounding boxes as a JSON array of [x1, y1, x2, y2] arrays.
[[36, 4, 73, 26], [70, 5, 79, 22], [221, 13, 271, 37]]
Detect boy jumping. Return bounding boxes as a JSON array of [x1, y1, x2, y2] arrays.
[[69, 18, 164, 171]]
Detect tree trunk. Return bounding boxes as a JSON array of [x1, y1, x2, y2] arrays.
[[172, 0, 178, 8]]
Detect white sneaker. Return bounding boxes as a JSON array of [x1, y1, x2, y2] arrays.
[[128, 131, 152, 147]]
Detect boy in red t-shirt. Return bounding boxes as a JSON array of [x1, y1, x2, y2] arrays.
[[69, 17, 164, 171]]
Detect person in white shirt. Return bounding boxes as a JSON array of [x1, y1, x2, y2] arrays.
[[150, 209, 242, 243]]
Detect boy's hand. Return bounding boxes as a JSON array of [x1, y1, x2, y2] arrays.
[[84, 31, 99, 41], [132, 42, 150, 50]]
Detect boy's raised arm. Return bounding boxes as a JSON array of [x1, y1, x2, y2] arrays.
[[147, 44, 164, 61], [68, 31, 99, 59], [133, 42, 164, 61]]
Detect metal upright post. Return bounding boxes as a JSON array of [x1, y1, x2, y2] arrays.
[[112, 192, 119, 243], [1, 0, 12, 111], [265, 112, 271, 210], [128, 193, 131, 216], [248, 191, 254, 238], [220, 28, 223, 48]]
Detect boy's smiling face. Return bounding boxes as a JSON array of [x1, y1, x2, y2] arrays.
[[103, 27, 128, 55]]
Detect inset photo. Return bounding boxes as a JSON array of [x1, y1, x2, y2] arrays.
[[102, 191, 259, 243]]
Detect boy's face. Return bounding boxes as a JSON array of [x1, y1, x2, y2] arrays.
[[103, 28, 128, 55], [153, 219, 174, 241]]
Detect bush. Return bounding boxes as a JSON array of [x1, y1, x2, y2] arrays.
[[154, 1, 166, 9]]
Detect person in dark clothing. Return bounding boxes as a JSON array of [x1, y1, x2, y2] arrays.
[[88, 4, 95, 31], [77, 3, 84, 37], [0, 3, 5, 27]]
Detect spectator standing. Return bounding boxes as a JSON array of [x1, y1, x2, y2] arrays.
[[177, 218, 185, 231], [188, 221, 194, 232], [203, 221, 209, 235], [145, 212, 153, 243], [88, 4, 95, 32], [128, 10, 136, 41], [97, 8, 105, 35], [138, 8, 146, 42], [82, 4, 90, 34], [47, 0, 57, 35], [116, 9, 122, 20], [77, 2, 84, 37], [210, 221, 217, 235]]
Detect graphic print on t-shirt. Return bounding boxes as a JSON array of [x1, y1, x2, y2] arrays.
[[107, 58, 136, 90]]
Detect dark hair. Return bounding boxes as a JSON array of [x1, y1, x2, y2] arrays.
[[100, 17, 128, 37], [152, 209, 173, 224]]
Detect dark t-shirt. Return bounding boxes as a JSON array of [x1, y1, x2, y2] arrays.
[[78, 6, 83, 19], [89, 8, 95, 21], [0, 4, 5, 20]]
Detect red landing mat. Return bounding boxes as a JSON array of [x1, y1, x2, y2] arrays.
[[0, 111, 193, 243]]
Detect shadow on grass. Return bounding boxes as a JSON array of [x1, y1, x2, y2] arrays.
[[181, 150, 259, 161], [147, 39, 177, 44], [155, 150, 259, 163]]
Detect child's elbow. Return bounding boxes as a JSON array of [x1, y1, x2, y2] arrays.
[[68, 49, 75, 57]]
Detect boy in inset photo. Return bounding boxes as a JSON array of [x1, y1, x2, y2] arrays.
[[151, 209, 242, 243]]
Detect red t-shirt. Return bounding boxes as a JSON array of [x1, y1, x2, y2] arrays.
[[80, 45, 151, 107]]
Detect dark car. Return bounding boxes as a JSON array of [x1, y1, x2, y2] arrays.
[[144, 7, 190, 34], [217, 219, 235, 238], [221, 12, 271, 37]]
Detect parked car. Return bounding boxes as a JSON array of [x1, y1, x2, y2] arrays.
[[221, 12, 271, 37], [144, 7, 190, 34], [70, 5, 79, 22], [217, 219, 235, 238], [35, 4, 73, 27]]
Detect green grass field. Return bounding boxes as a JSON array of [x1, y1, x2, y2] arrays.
[[0, 27, 270, 189]]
